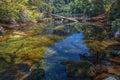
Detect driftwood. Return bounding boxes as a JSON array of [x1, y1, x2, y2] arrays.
[[46, 0, 118, 28], [47, 13, 107, 28]]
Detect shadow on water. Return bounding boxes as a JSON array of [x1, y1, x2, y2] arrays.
[[43, 33, 90, 80]]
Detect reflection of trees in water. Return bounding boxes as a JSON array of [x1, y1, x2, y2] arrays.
[[45, 22, 108, 40], [74, 24, 108, 41]]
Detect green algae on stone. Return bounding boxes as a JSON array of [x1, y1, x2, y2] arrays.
[[0, 34, 63, 68], [84, 40, 120, 64], [85, 40, 120, 55], [26, 25, 45, 36], [61, 60, 96, 78]]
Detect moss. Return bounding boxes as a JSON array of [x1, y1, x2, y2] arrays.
[[27, 26, 45, 36], [0, 35, 12, 42], [85, 40, 120, 55], [0, 33, 63, 68], [17, 47, 45, 60]]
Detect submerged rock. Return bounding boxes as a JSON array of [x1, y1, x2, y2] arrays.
[[110, 57, 120, 64], [107, 65, 120, 75], [15, 63, 31, 72], [23, 68, 45, 80], [103, 76, 117, 80], [111, 50, 120, 56], [95, 73, 108, 80], [85, 40, 120, 58], [0, 73, 16, 80], [95, 65, 108, 74], [0, 63, 31, 80], [61, 60, 96, 78]]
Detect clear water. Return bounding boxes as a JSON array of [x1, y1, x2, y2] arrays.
[[0, 21, 101, 80], [43, 33, 90, 80]]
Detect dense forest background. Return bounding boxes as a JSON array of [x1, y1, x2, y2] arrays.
[[0, 0, 120, 31]]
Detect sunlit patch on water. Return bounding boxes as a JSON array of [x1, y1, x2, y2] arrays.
[[43, 33, 90, 80]]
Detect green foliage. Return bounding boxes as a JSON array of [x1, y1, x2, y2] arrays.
[[0, 0, 45, 23], [43, 0, 112, 17], [111, 19, 120, 32], [44, 0, 73, 14], [29, 0, 52, 13], [0, 0, 28, 22], [0, 0, 115, 22], [109, 5, 120, 22], [69, 0, 109, 16]]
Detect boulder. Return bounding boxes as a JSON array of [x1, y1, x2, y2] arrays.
[[61, 60, 96, 78], [95, 65, 108, 74]]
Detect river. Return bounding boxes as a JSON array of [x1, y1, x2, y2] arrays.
[[0, 21, 119, 80]]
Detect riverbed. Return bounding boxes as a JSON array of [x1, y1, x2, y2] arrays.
[[0, 21, 120, 80]]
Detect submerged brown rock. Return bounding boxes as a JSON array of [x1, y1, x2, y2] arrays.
[[0, 63, 31, 80], [95, 65, 108, 74], [95, 73, 108, 80], [61, 60, 96, 78], [22, 69, 45, 80], [110, 57, 120, 64]]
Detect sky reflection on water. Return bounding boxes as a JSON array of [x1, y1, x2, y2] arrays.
[[43, 33, 90, 80]]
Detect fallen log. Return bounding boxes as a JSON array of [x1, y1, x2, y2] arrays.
[[45, 0, 118, 28], [48, 12, 108, 25], [49, 13, 79, 22], [48, 13, 107, 27]]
